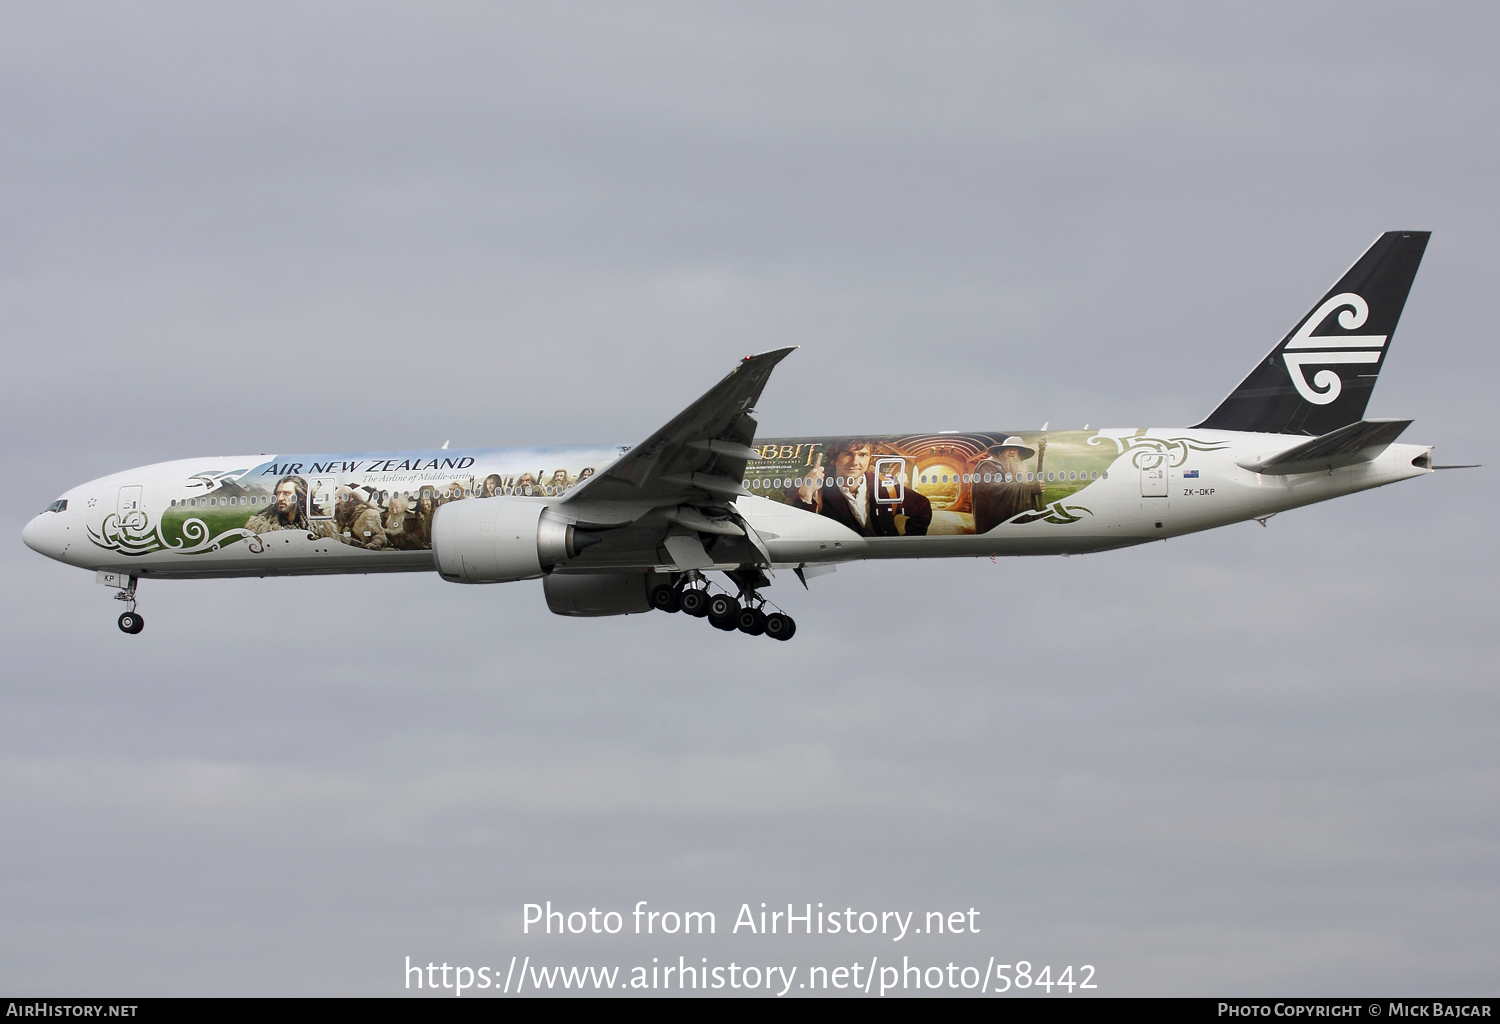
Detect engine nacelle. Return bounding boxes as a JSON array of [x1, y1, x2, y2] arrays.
[[544, 571, 671, 617], [432, 498, 597, 584]]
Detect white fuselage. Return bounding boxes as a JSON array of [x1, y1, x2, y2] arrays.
[[21, 429, 1434, 581]]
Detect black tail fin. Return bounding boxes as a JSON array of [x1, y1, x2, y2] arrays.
[[1195, 231, 1430, 435]]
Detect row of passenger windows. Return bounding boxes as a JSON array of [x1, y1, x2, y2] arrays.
[[921, 470, 1103, 484], [171, 496, 267, 508], [170, 470, 1110, 507], [169, 486, 556, 508], [747, 471, 1106, 489]]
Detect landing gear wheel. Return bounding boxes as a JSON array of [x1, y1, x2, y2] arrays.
[[707, 594, 740, 630], [650, 584, 682, 613], [118, 611, 144, 634], [737, 607, 767, 636], [679, 588, 710, 618], [764, 612, 796, 641]]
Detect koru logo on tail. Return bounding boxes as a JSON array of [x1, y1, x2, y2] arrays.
[[1282, 292, 1387, 405]]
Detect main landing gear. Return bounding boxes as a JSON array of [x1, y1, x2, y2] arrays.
[[115, 576, 144, 634], [649, 571, 796, 641]]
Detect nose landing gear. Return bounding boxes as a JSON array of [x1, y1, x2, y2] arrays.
[[651, 571, 796, 640], [114, 576, 144, 634]]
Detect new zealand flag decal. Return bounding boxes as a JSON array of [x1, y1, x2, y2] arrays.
[[1183, 470, 1200, 478]]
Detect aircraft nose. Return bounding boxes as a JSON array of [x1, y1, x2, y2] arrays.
[[22, 513, 56, 557]]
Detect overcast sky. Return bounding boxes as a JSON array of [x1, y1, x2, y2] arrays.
[[3, 1, 1497, 997]]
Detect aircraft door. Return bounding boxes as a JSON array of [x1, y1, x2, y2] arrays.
[[116, 485, 145, 529], [1139, 454, 1168, 498], [874, 458, 906, 504], [309, 477, 337, 521]]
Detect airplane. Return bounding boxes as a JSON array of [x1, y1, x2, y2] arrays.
[[23, 231, 1470, 639]]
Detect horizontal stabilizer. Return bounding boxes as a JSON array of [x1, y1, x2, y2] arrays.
[[1236, 418, 1411, 475]]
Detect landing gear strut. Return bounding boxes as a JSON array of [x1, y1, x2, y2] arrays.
[[651, 570, 795, 640], [115, 576, 144, 634]]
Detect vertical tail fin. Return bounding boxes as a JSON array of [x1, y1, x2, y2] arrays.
[[1195, 231, 1430, 435]]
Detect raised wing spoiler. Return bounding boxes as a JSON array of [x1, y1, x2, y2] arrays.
[[1235, 418, 1412, 475]]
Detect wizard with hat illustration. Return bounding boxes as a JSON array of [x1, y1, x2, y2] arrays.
[[971, 435, 1048, 533]]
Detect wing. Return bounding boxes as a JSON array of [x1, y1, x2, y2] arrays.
[[564, 348, 793, 508], [557, 348, 796, 570]]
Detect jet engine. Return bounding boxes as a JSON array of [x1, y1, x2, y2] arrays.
[[432, 498, 599, 584], [543, 571, 672, 617]]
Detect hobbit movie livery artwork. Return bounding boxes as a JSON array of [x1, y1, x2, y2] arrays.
[[25, 231, 1461, 639], [86, 431, 1221, 563]]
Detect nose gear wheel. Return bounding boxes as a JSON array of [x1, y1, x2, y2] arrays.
[[113, 577, 144, 634]]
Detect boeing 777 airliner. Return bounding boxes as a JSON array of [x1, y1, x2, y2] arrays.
[[24, 232, 1466, 638]]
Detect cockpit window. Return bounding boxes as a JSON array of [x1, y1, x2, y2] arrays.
[[44, 499, 67, 513]]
